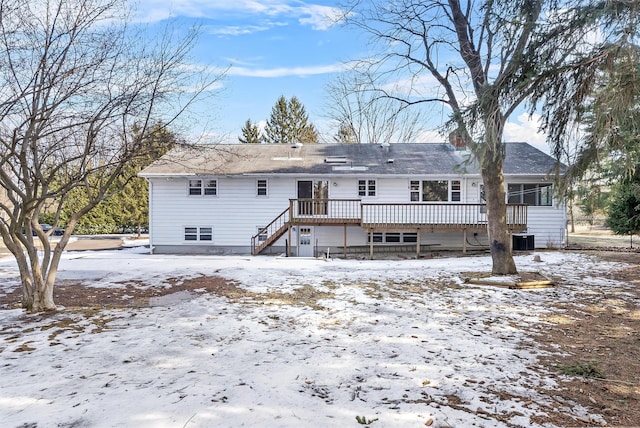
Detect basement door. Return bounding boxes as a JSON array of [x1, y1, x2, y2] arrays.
[[298, 226, 314, 257]]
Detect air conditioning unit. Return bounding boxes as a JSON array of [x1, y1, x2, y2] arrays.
[[512, 234, 535, 251]]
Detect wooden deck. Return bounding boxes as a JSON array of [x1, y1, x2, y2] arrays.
[[251, 199, 528, 255]]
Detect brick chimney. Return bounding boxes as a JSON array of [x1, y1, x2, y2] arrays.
[[448, 131, 466, 150]]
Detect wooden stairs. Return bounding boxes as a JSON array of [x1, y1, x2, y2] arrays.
[[251, 207, 290, 255]]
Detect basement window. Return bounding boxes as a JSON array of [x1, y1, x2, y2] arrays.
[[184, 227, 213, 242]]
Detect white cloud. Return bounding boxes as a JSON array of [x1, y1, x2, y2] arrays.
[[504, 113, 550, 154], [297, 4, 348, 30], [134, 1, 346, 31], [207, 24, 271, 36], [228, 63, 345, 78]]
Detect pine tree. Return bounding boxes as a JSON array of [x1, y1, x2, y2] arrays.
[[55, 124, 176, 234], [334, 122, 357, 144], [264, 96, 291, 144], [288, 96, 318, 143], [607, 177, 640, 236], [264, 96, 318, 144], [239, 119, 261, 144]]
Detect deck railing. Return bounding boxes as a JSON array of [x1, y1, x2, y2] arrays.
[[288, 199, 527, 230], [253, 200, 528, 254], [361, 203, 527, 230], [290, 198, 361, 223], [251, 207, 290, 255]]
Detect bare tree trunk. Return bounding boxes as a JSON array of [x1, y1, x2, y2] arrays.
[[479, 107, 518, 275], [14, 248, 56, 312], [569, 198, 575, 233], [482, 157, 518, 275], [24, 278, 56, 312]]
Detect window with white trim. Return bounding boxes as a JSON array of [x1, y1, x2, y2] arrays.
[[358, 179, 376, 197], [410, 180, 458, 202], [257, 179, 268, 197], [451, 180, 461, 201], [256, 226, 267, 242], [185, 227, 198, 240], [188, 179, 217, 196], [402, 233, 417, 243], [184, 227, 213, 241], [385, 232, 401, 243], [367, 232, 383, 243], [507, 183, 553, 206]]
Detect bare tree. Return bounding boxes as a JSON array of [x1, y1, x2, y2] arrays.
[[0, 0, 222, 311], [325, 73, 425, 144], [346, 0, 638, 274]]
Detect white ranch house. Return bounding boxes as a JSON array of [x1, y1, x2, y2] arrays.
[[139, 142, 566, 257]]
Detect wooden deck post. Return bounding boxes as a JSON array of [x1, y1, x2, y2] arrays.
[[416, 229, 421, 257], [343, 223, 347, 257], [463, 229, 467, 254], [369, 229, 374, 259], [287, 225, 292, 257]]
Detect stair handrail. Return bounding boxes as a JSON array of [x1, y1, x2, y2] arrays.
[[251, 207, 290, 254]]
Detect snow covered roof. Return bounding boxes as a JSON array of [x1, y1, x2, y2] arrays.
[[139, 142, 564, 177]]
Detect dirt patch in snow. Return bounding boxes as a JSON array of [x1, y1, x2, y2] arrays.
[[529, 250, 640, 427], [0, 276, 333, 311]]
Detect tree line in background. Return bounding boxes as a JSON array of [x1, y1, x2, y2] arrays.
[[39, 125, 177, 235]]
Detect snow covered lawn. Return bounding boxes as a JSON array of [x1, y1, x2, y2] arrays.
[[0, 247, 630, 427]]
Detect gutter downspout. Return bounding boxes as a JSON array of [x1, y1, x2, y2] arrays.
[[147, 179, 154, 255]]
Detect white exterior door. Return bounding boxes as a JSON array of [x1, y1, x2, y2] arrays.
[[298, 226, 314, 257]]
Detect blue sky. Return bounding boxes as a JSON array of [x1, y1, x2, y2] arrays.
[[134, 0, 549, 151]]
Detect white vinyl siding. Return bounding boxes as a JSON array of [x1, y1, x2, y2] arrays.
[[148, 175, 566, 252], [150, 177, 295, 248]]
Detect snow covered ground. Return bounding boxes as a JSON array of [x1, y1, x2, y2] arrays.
[[0, 245, 629, 427]]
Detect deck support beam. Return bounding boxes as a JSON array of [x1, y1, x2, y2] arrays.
[[416, 229, 421, 257], [287, 225, 292, 257]]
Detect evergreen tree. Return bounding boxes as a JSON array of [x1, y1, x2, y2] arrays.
[[55, 123, 176, 234], [264, 96, 318, 144], [239, 119, 261, 144], [288, 96, 318, 144], [264, 96, 291, 144], [334, 122, 357, 144], [607, 177, 640, 236]]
